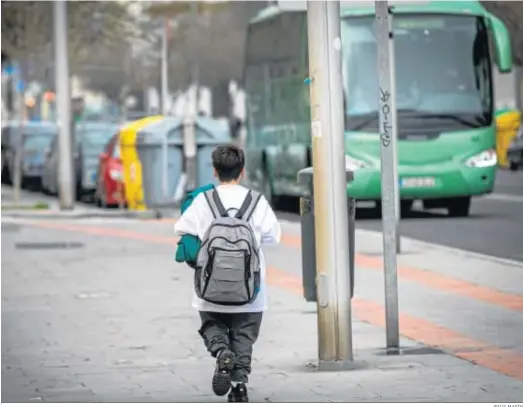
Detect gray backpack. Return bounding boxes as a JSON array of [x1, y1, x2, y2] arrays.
[[195, 189, 262, 306]]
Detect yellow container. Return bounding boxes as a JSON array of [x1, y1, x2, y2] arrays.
[[495, 111, 521, 168], [119, 116, 164, 210]]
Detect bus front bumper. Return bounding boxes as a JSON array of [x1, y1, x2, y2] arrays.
[[346, 165, 496, 200]]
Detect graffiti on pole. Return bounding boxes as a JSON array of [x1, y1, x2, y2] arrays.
[[379, 88, 392, 148]]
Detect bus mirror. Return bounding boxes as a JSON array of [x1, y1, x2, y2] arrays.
[[487, 14, 513, 74]]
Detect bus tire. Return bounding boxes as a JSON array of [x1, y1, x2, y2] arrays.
[[262, 170, 279, 210], [509, 158, 519, 171], [400, 199, 414, 216], [447, 197, 471, 217]]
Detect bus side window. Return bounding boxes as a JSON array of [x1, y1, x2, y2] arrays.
[[245, 65, 264, 146], [301, 14, 311, 113], [474, 19, 492, 114], [301, 13, 309, 75], [301, 15, 312, 128]]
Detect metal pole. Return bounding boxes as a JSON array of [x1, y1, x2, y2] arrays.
[[11, 62, 24, 206], [183, 115, 197, 192], [161, 17, 169, 115], [179, 3, 199, 194], [388, 8, 401, 254], [161, 17, 169, 201], [191, 3, 200, 115], [516, 66, 523, 113], [54, 0, 75, 210], [375, 1, 400, 353], [307, 0, 353, 368]]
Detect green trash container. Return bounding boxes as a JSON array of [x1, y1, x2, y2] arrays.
[[195, 117, 233, 187], [136, 117, 184, 208], [136, 116, 234, 208]]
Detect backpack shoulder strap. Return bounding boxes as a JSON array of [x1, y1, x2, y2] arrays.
[[204, 189, 228, 218], [235, 190, 262, 222]]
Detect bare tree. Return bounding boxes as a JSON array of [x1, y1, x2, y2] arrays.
[[1, 1, 145, 88], [1, 2, 51, 61]]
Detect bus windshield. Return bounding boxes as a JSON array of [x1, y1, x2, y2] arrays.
[[341, 14, 493, 130]]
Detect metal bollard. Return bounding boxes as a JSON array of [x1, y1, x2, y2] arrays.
[[297, 167, 355, 302], [298, 167, 317, 302], [348, 195, 355, 299]]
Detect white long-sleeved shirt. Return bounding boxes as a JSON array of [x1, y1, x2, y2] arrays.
[[174, 184, 281, 313]]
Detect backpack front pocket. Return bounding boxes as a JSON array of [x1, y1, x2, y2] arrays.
[[202, 249, 250, 305]]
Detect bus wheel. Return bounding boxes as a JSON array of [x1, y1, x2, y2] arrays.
[[509, 159, 519, 171], [262, 171, 278, 209], [447, 197, 471, 217], [400, 200, 414, 217]]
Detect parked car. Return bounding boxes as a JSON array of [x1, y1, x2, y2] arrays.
[[94, 133, 125, 207], [1, 121, 13, 183], [2, 121, 57, 188], [42, 121, 120, 198], [75, 122, 121, 199], [41, 133, 59, 194], [507, 124, 523, 171]]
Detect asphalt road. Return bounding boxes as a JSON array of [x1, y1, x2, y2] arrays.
[[356, 170, 523, 262], [494, 168, 523, 196], [358, 196, 522, 262], [277, 169, 523, 262]]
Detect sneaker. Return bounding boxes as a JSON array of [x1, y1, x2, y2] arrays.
[[212, 349, 235, 396], [228, 383, 249, 402]]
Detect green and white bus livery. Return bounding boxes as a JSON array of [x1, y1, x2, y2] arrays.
[[242, 0, 513, 217]]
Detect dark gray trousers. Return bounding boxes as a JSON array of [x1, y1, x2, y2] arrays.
[[198, 311, 263, 383]]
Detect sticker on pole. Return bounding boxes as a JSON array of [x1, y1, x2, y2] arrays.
[[333, 37, 342, 51], [311, 121, 322, 138]]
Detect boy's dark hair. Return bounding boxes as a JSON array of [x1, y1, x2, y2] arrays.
[[211, 144, 245, 182]]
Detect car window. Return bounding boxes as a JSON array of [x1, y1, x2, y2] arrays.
[[112, 141, 121, 158], [105, 134, 121, 159], [103, 135, 116, 157]]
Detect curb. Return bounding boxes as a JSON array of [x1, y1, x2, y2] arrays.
[[278, 220, 523, 268], [1, 209, 162, 220], [355, 228, 523, 268]]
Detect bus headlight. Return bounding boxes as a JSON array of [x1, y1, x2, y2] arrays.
[[345, 155, 368, 171], [465, 149, 497, 168]]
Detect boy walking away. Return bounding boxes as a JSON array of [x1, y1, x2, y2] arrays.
[[174, 144, 281, 402]]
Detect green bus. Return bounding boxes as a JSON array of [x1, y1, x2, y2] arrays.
[[241, 1, 513, 217]]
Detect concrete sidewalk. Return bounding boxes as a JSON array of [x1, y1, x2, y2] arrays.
[[1, 185, 67, 210], [2, 218, 522, 402], [1, 185, 158, 219]]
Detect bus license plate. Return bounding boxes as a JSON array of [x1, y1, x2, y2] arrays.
[[401, 176, 436, 188]]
